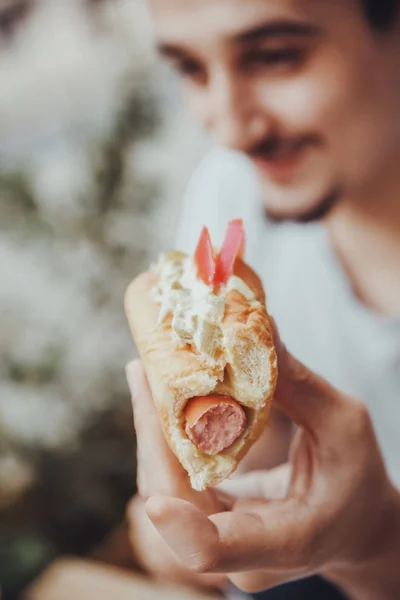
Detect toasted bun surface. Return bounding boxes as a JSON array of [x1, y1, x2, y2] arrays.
[[125, 256, 277, 490]]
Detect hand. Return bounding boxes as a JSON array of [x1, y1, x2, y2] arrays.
[[139, 334, 400, 600], [125, 361, 228, 590], [126, 495, 227, 589]]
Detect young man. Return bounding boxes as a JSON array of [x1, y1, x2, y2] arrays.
[[126, 1, 400, 598]]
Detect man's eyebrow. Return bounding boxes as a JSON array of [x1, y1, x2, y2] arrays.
[[233, 20, 320, 44], [157, 43, 191, 60], [157, 20, 320, 58]]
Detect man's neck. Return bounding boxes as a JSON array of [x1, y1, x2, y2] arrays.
[[327, 160, 400, 317]]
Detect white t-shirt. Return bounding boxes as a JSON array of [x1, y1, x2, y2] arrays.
[[176, 147, 400, 488]]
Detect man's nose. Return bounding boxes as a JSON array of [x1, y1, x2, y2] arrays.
[[203, 72, 274, 152]]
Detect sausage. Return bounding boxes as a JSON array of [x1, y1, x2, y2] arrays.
[[184, 395, 247, 455]]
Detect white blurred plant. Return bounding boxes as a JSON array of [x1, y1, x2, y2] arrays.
[[0, 0, 207, 511]]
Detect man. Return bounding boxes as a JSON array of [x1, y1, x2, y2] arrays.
[[126, 1, 400, 598]]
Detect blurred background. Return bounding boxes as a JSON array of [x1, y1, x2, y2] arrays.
[[0, 0, 209, 597]]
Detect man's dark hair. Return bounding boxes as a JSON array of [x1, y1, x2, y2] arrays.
[[361, 0, 399, 29]]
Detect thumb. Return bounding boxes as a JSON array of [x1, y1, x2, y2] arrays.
[[145, 493, 315, 573], [272, 321, 347, 437], [145, 494, 276, 574]]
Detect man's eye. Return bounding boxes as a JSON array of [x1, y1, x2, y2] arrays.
[[174, 59, 205, 80], [243, 48, 305, 71]]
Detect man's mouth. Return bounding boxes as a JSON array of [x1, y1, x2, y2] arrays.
[[249, 138, 314, 182]]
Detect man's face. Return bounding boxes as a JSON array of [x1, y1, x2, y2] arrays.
[[151, 0, 400, 221]]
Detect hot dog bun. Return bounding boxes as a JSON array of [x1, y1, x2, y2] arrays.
[[125, 254, 277, 491]]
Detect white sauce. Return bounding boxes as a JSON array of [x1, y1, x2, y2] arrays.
[[151, 252, 255, 357]]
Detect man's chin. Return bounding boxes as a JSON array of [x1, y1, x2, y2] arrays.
[[264, 187, 342, 224]]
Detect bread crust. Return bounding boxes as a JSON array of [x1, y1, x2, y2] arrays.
[[125, 257, 277, 490]]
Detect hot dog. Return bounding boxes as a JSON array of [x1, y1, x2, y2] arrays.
[[184, 395, 247, 455], [125, 220, 277, 490]]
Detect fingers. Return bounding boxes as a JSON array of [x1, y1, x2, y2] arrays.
[[145, 496, 221, 572], [213, 497, 314, 572], [213, 489, 237, 511], [146, 495, 269, 574], [217, 465, 291, 500], [126, 360, 190, 497], [145, 494, 315, 574], [126, 361, 224, 514], [126, 359, 162, 442], [126, 359, 170, 464], [126, 495, 227, 591], [271, 321, 348, 438]]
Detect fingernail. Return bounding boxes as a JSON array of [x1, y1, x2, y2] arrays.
[[125, 360, 140, 402], [145, 495, 170, 522]]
